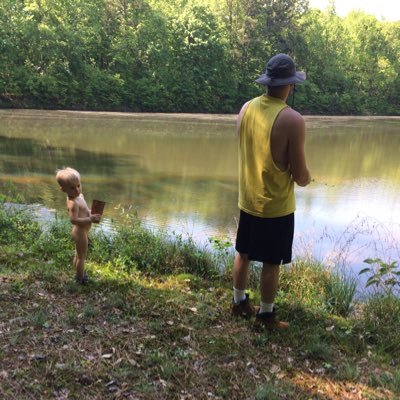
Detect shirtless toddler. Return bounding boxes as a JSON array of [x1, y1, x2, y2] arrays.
[[56, 167, 101, 284]]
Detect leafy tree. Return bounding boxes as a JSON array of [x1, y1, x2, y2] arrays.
[[0, 0, 399, 114], [164, 4, 234, 112]]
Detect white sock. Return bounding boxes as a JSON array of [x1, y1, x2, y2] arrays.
[[233, 287, 246, 304], [259, 302, 274, 313]]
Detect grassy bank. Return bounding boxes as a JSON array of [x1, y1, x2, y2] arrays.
[[1, 201, 400, 400]]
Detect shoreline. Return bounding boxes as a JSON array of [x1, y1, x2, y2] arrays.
[[2, 108, 400, 123], [1, 200, 399, 399]]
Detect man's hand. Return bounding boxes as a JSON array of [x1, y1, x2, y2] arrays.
[[294, 172, 312, 187]]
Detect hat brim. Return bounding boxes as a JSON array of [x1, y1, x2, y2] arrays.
[[255, 71, 306, 86]]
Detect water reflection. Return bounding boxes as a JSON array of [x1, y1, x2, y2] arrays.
[[0, 110, 399, 280]]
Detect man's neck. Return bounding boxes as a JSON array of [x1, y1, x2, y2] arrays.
[[266, 86, 290, 102], [267, 93, 288, 102]]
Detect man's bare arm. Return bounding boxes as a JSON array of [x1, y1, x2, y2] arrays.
[[283, 109, 311, 186]]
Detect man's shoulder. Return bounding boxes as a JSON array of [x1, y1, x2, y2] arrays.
[[276, 107, 305, 132], [278, 107, 304, 123]]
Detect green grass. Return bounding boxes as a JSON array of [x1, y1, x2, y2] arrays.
[[0, 201, 399, 399], [277, 260, 358, 320], [255, 382, 293, 400], [361, 294, 400, 353], [303, 335, 334, 361], [369, 370, 400, 394], [337, 361, 360, 382]]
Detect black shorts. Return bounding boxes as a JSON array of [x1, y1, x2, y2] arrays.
[[235, 210, 294, 264]]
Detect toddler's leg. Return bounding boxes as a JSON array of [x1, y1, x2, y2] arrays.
[[72, 227, 88, 282], [73, 253, 78, 272]]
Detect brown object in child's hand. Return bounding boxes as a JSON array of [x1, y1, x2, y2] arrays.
[[91, 200, 106, 216]]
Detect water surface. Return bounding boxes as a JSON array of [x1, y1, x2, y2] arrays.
[[1, 110, 399, 281]]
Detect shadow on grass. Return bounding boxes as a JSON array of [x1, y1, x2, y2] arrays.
[[0, 257, 397, 399]]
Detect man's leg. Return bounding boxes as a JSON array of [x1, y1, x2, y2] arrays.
[[233, 252, 249, 292], [256, 263, 288, 329], [260, 263, 280, 305], [231, 252, 255, 317]]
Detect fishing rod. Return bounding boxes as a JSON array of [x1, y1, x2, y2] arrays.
[[291, 84, 296, 108]]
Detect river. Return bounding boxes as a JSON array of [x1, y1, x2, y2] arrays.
[[1, 110, 399, 280]]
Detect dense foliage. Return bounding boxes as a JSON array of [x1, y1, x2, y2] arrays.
[[1, 0, 399, 114]]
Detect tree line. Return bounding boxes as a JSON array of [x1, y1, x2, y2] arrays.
[[1, 0, 399, 115]]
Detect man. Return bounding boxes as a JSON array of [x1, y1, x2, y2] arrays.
[[231, 53, 311, 329]]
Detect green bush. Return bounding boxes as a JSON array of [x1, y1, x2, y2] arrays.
[[32, 216, 73, 267], [0, 205, 41, 248], [360, 258, 400, 296], [109, 220, 218, 278], [0, 181, 25, 203]]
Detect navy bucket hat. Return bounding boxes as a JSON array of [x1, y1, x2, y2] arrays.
[[255, 53, 306, 86]]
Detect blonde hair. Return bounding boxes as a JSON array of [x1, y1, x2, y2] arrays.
[[56, 167, 81, 187]]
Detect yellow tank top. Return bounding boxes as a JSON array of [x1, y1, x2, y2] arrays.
[[238, 95, 295, 218]]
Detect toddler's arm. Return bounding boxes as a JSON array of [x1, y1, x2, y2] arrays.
[[90, 213, 101, 223], [68, 201, 100, 225]]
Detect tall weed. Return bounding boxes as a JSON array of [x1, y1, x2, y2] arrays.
[[280, 260, 330, 310], [279, 260, 356, 316], [324, 271, 357, 316]]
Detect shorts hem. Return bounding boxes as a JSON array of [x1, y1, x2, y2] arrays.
[[238, 205, 296, 219], [234, 247, 291, 265]]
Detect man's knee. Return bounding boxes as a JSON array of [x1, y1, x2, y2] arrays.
[[262, 263, 280, 273], [236, 252, 249, 264]]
